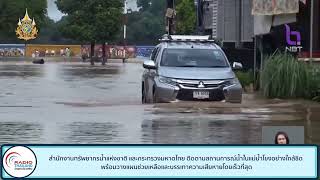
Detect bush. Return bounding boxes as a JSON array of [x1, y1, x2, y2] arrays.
[[310, 66, 320, 101], [261, 53, 320, 101], [235, 70, 254, 87]]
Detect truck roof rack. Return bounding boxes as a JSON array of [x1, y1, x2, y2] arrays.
[[159, 34, 215, 42]]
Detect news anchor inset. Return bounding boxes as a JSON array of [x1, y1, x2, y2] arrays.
[[274, 131, 290, 144]]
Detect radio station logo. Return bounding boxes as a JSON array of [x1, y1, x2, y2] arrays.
[[2, 146, 37, 178]]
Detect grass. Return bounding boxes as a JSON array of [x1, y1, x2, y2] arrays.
[[261, 53, 320, 101], [235, 70, 254, 88], [310, 65, 320, 102]]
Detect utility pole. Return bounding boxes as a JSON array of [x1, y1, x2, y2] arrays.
[[310, 0, 314, 64], [123, 0, 128, 63], [195, 0, 205, 35], [238, 0, 242, 48], [166, 0, 175, 35]]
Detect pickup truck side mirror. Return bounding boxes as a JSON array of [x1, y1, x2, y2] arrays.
[[232, 62, 243, 70], [143, 60, 156, 69]]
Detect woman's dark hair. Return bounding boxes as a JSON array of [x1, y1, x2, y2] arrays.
[[274, 131, 289, 144]]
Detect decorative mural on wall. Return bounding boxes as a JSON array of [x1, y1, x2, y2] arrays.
[[0, 45, 25, 57], [107, 46, 136, 59], [136, 46, 155, 58], [0, 44, 155, 58], [81, 45, 137, 59], [26, 45, 81, 57]]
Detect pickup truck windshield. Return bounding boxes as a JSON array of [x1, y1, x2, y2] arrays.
[[160, 49, 229, 68]]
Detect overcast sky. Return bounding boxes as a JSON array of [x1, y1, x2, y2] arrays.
[[47, 0, 138, 22], [47, 0, 64, 21]]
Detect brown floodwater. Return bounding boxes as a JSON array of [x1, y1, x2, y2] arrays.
[[0, 62, 319, 144]]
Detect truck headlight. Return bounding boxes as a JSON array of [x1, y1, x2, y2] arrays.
[[158, 76, 177, 86], [225, 78, 239, 86]]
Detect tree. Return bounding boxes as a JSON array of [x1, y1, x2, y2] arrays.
[[32, 17, 80, 44], [176, 0, 196, 35], [137, 0, 151, 11], [56, 0, 123, 65], [126, 0, 166, 45], [0, 0, 47, 43]]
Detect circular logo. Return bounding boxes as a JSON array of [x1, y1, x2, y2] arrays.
[[2, 146, 37, 178]]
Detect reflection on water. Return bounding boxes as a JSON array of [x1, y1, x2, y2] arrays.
[[141, 117, 264, 144], [62, 122, 123, 144], [140, 104, 319, 144], [58, 64, 122, 78], [0, 65, 44, 77], [0, 122, 43, 144]]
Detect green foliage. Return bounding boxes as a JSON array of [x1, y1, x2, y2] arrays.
[[310, 65, 320, 102], [0, 0, 47, 43], [176, 0, 196, 34], [137, 0, 151, 11], [235, 70, 254, 88], [56, 0, 123, 43], [261, 53, 320, 101], [31, 17, 78, 44], [313, 95, 320, 102], [127, 0, 166, 45]]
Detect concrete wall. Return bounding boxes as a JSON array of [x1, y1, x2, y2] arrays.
[[217, 0, 238, 42], [241, 0, 254, 42], [204, 0, 254, 45]]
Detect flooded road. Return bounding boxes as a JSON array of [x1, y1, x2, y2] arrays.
[[0, 61, 319, 144]]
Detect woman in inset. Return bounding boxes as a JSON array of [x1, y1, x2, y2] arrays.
[[275, 131, 289, 144]]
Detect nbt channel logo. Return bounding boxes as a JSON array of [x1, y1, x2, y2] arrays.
[[2, 146, 37, 178], [285, 24, 303, 53]]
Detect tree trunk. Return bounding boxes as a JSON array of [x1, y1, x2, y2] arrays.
[[102, 42, 106, 65], [90, 41, 95, 65]]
